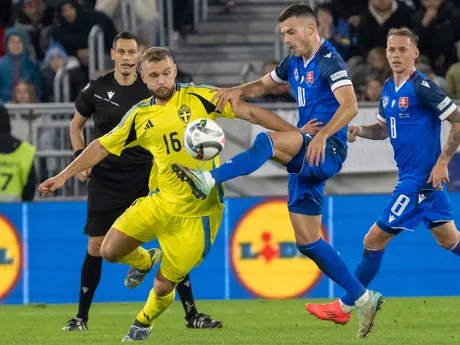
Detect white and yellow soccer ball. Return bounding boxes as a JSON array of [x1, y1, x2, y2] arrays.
[[183, 118, 225, 161]]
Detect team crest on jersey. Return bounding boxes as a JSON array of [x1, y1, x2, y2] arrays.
[[178, 105, 191, 124], [306, 71, 314, 87], [382, 96, 389, 109], [294, 68, 299, 81], [398, 97, 409, 111]]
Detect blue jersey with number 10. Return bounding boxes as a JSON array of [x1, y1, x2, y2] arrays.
[[270, 39, 352, 146], [378, 70, 457, 192]]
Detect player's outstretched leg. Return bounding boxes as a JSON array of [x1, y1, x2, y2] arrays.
[[122, 271, 176, 342], [172, 131, 302, 198], [124, 248, 162, 289], [306, 223, 391, 327], [177, 274, 223, 329]]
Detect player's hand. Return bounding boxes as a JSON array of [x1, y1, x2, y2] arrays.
[[348, 125, 360, 143], [38, 175, 67, 197], [211, 87, 243, 112], [76, 168, 92, 182], [307, 132, 328, 167], [300, 118, 322, 135], [427, 162, 450, 191]]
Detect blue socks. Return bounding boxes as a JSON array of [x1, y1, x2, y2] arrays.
[[297, 238, 366, 302], [210, 132, 274, 183], [340, 248, 385, 307], [450, 239, 460, 256]]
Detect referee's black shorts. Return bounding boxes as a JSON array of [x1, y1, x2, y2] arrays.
[[84, 204, 133, 237]]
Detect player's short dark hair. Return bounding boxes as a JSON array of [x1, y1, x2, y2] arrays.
[[387, 27, 419, 46], [278, 3, 316, 23], [140, 47, 174, 64], [112, 31, 140, 49]]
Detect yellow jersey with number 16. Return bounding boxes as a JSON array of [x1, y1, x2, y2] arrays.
[[99, 83, 235, 217]]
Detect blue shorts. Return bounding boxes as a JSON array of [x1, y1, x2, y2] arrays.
[[285, 133, 347, 216], [377, 188, 454, 235]]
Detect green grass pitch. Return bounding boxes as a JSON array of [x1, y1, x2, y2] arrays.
[[1, 298, 459, 344]]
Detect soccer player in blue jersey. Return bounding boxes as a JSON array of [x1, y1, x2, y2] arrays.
[[306, 27, 460, 324], [171, 3, 384, 338]]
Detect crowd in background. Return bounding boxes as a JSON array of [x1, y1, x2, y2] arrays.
[[0, 0, 459, 106]]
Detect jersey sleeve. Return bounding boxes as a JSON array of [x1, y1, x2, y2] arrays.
[[190, 87, 236, 120], [319, 56, 353, 92], [98, 105, 140, 156], [415, 79, 457, 121], [270, 55, 290, 84], [75, 82, 96, 118], [377, 97, 387, 123]]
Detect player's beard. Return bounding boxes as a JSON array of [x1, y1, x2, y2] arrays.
[[151, 86, 175, 101]]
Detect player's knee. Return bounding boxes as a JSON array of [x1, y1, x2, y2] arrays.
[[154, 270, 177, 297], [87, 236, 104, 256], [363, 226, 391, 250], [100, 243, 120, 263]]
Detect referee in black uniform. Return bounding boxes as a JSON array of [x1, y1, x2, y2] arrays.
[[63, 31, 222, 331]]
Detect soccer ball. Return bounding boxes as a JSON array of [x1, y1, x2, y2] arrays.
[[183, 118, 225, 161]]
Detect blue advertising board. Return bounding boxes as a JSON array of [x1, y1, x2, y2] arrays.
[[1, 194, 460, 305]]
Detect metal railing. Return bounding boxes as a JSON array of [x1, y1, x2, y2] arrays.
[[88, 25, 105, 80], [53, 67, 71, 103]]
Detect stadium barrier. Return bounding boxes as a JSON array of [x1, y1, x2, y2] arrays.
[[1, 195, 460, 305]]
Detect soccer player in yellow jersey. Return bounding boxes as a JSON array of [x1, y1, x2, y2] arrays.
[[39, 47, 319, 341]]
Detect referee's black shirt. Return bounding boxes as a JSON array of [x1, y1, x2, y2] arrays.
[[75, 71, 152, 211]]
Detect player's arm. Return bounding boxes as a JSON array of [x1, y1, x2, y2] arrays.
[[69, 112, 88, 154], [358, 122, 388, 140], [317, 85, 358, 138], [231, 99, 299, 132], [39, 139, 110, 196], [438, 109, 460, 165], [212, 56, 290, 111], [316, 58, 358, 138], [70, 81, 96, 181], [349, 98, 388, 142], [416, 79, 459, 189], [39, 107, 140, 196]]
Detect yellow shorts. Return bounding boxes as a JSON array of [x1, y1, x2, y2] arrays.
[[112, 193, 223, 283]]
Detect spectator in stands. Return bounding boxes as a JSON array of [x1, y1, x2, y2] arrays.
[[0, 25, 3, 57], [51, 0, 117, 67], [416, 62, 445, 88], [316, 3, 351, 61], [351, 47, 391, 98], [8, 80, 39, 144], [444, 43, 460, 100], [41, 42, 86, 102], [0, 28, 42, 103], [356, 0, 413, 56], [0, 106, 37, 202], [14, 0, 54, 61], [11, 79, 38, 105], [95, 0, 159, 47], [361, 75, 383, 101], [411, 0, 460, 76], [247, 61, 296, 104]]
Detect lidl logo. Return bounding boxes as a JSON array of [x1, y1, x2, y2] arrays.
[[0, 215, 22, 300], [231, 200, 327, 299]]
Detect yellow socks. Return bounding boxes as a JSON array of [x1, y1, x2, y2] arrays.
[[118, 247, 151, 270], [136, 289, 175, 325]]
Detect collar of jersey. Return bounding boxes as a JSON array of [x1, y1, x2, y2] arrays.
[[394, 67, 417, 93], [303, 38, 325, 68]]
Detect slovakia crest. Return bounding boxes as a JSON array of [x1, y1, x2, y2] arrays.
[[382, 96, 389, 109], [398, 97, 408, 111], [306, 71, 314, 87], [294, 68, 299, 81]]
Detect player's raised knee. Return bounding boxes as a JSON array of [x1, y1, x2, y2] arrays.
[[100, 242, 120, 263]]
